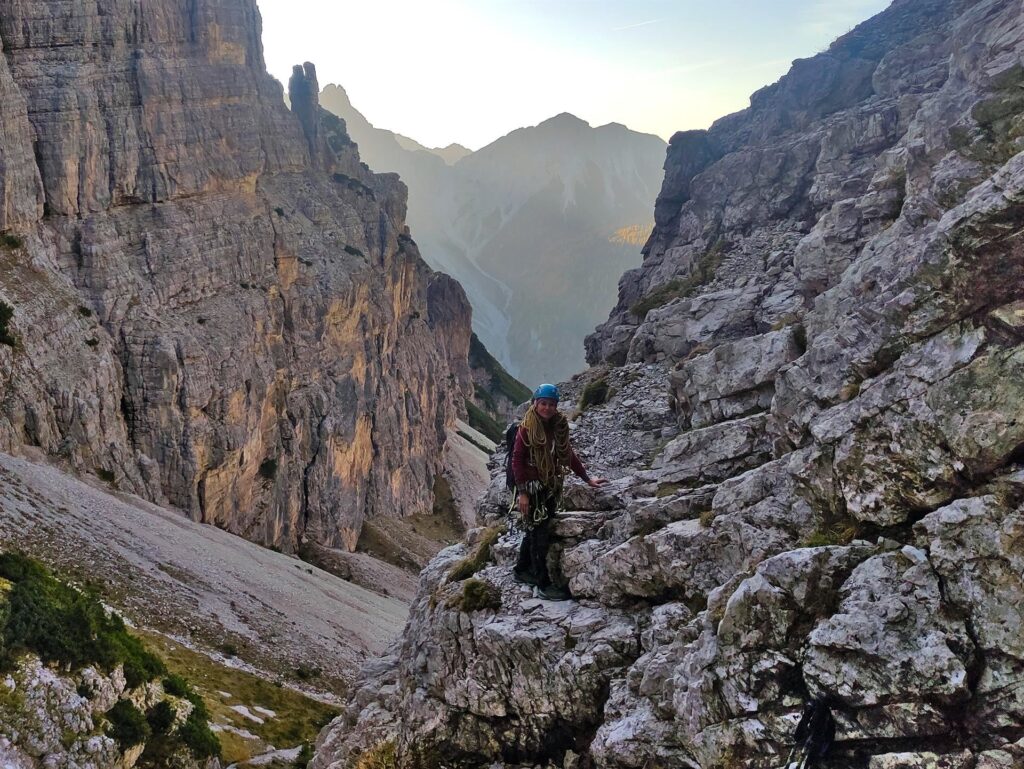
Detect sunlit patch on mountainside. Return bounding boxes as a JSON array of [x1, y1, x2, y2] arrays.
[[609, 223, 653, 247]]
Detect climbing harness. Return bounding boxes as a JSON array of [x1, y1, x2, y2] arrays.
[[512, 480, 562, 526]]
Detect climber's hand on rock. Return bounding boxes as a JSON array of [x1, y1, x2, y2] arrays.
[[588, 477, 608, 488]]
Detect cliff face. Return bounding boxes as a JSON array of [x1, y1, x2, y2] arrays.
[[587, 0, 988, 365], [0, 1, 472, 551], [314, 1, 1024, 767]]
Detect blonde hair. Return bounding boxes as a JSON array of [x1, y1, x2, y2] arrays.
[[520, 403, 572, 487]]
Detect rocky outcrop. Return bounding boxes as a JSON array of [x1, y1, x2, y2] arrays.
[[314, 1, 1024, 767], [0, 0, 473, 552], [0, 657, 217, 769]]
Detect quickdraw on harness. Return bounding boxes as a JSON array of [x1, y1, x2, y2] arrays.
[[508, 479, 563, 527]]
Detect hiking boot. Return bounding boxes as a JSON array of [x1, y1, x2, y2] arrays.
[[539, 585, 571, 601]]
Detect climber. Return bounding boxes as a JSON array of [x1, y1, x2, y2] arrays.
[[511, 383, 606, 600]]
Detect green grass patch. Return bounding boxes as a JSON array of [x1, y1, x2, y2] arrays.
[[139, 694, 220, 767], [146, 700, 176, 734], [294, 664, 321, 681], [456, 429, 492, 454], [578, 377, 614, 413], [0, 557, 224, 765], [0, 552, 165, 687], [468, 333, 531, 405], [162, 672, 190, 698], [355, 740, 397, 769], [451, 578, 502, 613], [801, 522, 860, 548], [0, 301, 16, 347], [630, 239, 727, 318], [464, 399, 503, 444], [356, 521, 422, 573], [216, 729, 257, 767], [106, 699, 150, 749], [294, 741, 314, 767], [343, 244, 364, 257], [140, 631, 338, 763], [447, 525, 504, 583], [430, 476, 456, 542], [0, 234, 23, 250], [176, 706, 221, 761], [472, 382, 497, 413]]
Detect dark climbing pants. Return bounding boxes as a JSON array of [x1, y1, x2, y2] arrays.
[[514, 493, 559, 588]]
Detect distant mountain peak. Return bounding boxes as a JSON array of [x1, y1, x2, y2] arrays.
[[537, 112, 590, 129], [431, 143, 472, 165], [320, 82, 352, 106], [321, 83, 469, 164]]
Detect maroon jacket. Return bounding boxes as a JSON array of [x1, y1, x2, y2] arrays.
[[511, 424, 590, 489]]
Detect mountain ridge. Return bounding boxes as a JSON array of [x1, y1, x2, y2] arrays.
[[319, 83, 666, 385]]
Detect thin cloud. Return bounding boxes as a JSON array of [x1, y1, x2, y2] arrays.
[[800, 0, 889, 40], [662, 58, 730, 76], [612, 18, 661, 32]]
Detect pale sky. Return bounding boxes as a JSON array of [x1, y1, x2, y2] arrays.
[[257, 0, 891, 150]]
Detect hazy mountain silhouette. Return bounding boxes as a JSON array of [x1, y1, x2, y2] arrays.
[[320, 84, 666, 385], [393, 134, 471, 165]]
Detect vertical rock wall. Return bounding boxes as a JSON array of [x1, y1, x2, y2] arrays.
[[0, 0, 473, 551]]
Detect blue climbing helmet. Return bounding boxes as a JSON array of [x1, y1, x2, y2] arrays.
[[532, 383, 560, 402]]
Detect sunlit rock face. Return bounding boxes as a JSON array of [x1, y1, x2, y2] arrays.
[[0, 0, 472, 551], [314, 0, 1024, 767]]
